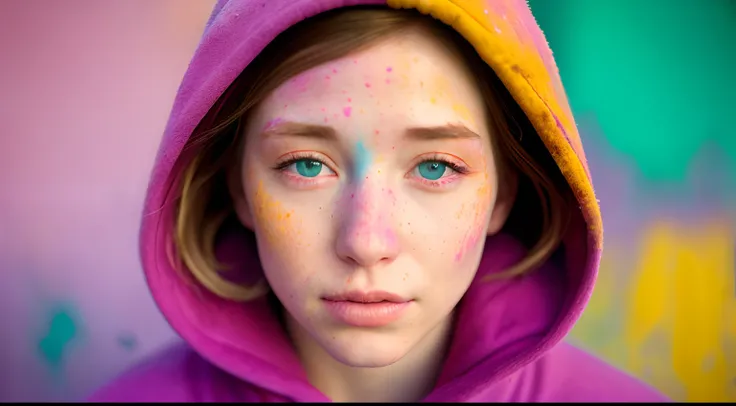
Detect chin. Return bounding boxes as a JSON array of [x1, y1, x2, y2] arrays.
[[319, 329, 412, 368]]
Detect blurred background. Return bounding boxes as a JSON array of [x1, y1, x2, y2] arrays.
[[0, 0, 734, 402]]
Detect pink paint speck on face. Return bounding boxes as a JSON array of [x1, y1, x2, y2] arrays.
[[332, 68, 338, 74], [263, 117, 283, 131], [347, 98, 352, 103], [287, 72, 313, 94], [343, 106, 352, 117], [385, 79, 391, 85], [364, 82, 372, 88], [386, 66, 393, 72]]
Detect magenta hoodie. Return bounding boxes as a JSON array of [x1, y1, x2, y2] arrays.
[[90, 0, 669, 402]]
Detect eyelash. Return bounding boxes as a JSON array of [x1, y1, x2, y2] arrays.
[[410, 153, 469, 187], [273, 151, 327, 171], [273, 151, 336, 186], [273, 152, 469, 187]]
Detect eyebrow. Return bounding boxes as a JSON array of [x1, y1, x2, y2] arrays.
[[262, 121, 480, 141], [262, 121, 337, 140], [405, 123, 480, 140]]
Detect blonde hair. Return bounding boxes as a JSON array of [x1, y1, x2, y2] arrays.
[[170, 7, 575, 301]]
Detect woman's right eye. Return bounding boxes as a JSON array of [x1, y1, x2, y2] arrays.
[[284, 159, 336, 178]]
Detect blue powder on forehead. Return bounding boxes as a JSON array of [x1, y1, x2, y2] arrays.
[[354, 140, 372, 181]]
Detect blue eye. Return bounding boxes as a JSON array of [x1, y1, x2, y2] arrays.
[[416, 161, 448, 180], [294, 159, 324, 178]]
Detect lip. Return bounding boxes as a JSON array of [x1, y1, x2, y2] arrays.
[[322, 290, 412, 327], [322, 290, 410, 304]]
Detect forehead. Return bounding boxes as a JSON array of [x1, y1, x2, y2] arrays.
[[253, 30, 489, 141]]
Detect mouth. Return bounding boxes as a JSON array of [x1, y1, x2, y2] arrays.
[[321, 290, 413, 327], [321, 290, 411, 304]]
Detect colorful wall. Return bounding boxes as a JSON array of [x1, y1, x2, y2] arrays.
[[0, 0, 733, 402], [529, 0, 736, 401]]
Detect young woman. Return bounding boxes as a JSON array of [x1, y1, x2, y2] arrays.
[[90, 0, 668, 402]]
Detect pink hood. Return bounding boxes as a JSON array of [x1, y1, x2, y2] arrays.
[[92, 0, 669, 402]]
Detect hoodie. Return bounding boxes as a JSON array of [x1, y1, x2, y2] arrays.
[[89, 0, 669, 402]]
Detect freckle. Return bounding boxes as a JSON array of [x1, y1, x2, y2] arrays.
[[413, 57, 419, 63], [333, 68, 338, 73], [386, 66, 392, 72], [420, 81, 424, 87], [342, 90, 347, 94], [325, 75, 331, 80], [374, 130, 380, 135], [359, 108, 364, 114], [321, 107, 326, 112], [353, 59, 358, 64], [343, 106, 352, 117], [365, 82, 372, 88], [283, 104, 288, 108], [351, 193, 355, 199]]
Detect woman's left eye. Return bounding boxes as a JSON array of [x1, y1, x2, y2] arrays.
[[414, 160, 453, 181]]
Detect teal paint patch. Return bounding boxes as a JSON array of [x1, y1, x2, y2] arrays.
[[354, 140, 372, 180], [117, 333, 138, 351], [37, 303, 80, 372]]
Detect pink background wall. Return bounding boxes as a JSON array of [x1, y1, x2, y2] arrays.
[[0, 1, 215, 401]]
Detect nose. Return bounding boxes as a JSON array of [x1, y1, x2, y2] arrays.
[[335, 185, 400, 268]]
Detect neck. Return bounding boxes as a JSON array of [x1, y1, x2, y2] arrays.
[[286, 313, 453, 403]]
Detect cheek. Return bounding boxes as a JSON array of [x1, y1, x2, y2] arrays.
[[250, 182, 324, 300], [453, 182, 493, 262], [251, 181, 304, 254]]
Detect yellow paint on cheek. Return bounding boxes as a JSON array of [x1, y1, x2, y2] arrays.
[[253, 182, 300, 247], [455, 182, 492, 262], [455, 203, 466, 220]]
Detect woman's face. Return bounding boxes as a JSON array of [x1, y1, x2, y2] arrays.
[[234, 30, 513, 368]]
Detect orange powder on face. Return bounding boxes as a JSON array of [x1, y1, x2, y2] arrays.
[[252, 181, 301, 248], [455, 176, 492, 262]]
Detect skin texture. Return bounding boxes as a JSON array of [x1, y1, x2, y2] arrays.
[[232, 30, 516, 402]]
